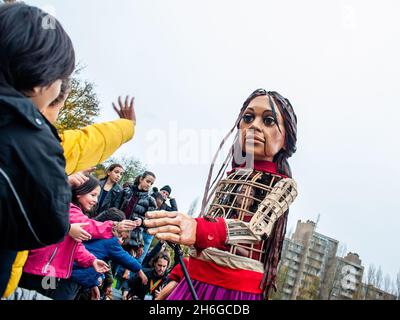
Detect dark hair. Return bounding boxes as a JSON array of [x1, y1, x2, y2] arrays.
[[0, 3, 75, 93], [133, 171, 156, 186], [106, 163, 124, 174], [123, 229, 143, 250], [94, 208, 125, 222], [49, 78, 71, 107], [151, 251, 171, 268], [152, 191, 165, 202], [71, 175, 100, 208]]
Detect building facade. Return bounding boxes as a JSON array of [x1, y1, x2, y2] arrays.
[[327, 253, 364, 300], [274, 220, 395, 300], [277, 220, 338, 300]]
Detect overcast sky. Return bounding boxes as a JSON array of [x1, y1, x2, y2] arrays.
[[31, 0, 400, 284]]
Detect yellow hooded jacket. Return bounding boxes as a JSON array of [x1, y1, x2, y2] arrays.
[[2, 118, 134, 298]]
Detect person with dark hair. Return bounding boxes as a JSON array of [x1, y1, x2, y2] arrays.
[[93, 164, 125, 217], [41, 78, 72, 124], [127, 251, 171, 300], [159, 185, 178, 212], [94, 207, 127, 223], [70, 208, 147, 300], [122, 179, 134, 189], [145, 89, 298, 300], [19, 176, 138, 300], [0, 2, 76, 298], [119, 171, 157, 264], [0, 3, 140, 299], [151, 189, 166, 210], [113, 229, 145, 300], [155, 257, 189, 300]]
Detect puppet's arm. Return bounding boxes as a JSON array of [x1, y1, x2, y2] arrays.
[[144, 178, 297, 248], [225, 178, 298, 245]]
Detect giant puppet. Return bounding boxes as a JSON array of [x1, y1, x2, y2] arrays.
[[145, 89, 298, 300]]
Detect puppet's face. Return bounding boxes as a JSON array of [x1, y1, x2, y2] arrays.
[[239, 95, 286, 161]]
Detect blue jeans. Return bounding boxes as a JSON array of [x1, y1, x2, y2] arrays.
[[137, 231, 154, 264]]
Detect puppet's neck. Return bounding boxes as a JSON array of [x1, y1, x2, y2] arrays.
[[231, 160, 278, 175]]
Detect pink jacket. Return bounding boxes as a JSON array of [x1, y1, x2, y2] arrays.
[[23, 204, 114, 279]]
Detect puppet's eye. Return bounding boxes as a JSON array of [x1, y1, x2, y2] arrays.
[[242, 114, 254, 123], [264, 116, 276, 126]]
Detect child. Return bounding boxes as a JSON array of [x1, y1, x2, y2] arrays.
[[114, 229, 145, 300], [119, 171, 157, 264], [93, 164, 125, 217], [70, 208, 147, 300], [20, 176, 137, 300], [0, 2, 76, 298]]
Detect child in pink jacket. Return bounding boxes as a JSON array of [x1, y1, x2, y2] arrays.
[[20, 175, 138, 299]]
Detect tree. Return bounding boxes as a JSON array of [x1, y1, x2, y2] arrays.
[[364, 264, 376, 300], [96, 156, 146, 186], [396, 270, 400, 300], [55, 67, 100, 132], [383, 274, 392, 298], [297, 275, 320, 300], [270, 264, 290, 300], [375, 266, 383, 290], [367, 264, 376, 285]]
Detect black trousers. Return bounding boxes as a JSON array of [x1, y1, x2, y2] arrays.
[[19, 272, 80, 300]]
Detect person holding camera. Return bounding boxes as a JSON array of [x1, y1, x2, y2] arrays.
[[158, 185, 178, 212]]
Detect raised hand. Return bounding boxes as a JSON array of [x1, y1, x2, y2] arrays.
[[144, 211, 196, 246], [69, 223, 91, 242], [112, 95, 136, 124]]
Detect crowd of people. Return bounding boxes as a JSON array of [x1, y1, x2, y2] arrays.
[[0, 2, 298, 301], [0, 2, 183, 301]]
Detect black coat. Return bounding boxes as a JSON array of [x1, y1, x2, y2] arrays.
[[0, 87, 71, 251], [119, 185, 156, 220], [93, 179, 123, 216], [160, 198, 178, 212]]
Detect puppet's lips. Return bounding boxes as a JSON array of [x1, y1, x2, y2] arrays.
[[246, 135, 265, 143]]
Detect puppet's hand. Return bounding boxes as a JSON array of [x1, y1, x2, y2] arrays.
[[144, 211, 196, 246]]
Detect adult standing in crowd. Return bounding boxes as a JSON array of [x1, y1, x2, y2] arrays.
[[127, 251, 170, 300], [159, 185, 178, 212]]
